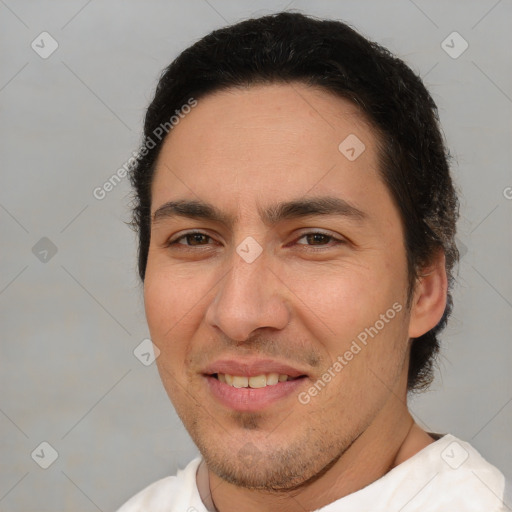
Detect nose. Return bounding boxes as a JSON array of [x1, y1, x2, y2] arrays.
[[204, 248, 291, 342]]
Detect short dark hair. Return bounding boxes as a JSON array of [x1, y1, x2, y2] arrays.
[[129, 11, 459, 392]]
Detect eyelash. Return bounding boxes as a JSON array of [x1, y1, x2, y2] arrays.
[[165, 230, 346, 250]]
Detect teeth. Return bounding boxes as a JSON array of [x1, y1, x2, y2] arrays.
[[266, 373, 279, 386], [248, 375, 266, 388], [216, 372, 290, 388], [232, 376, 248, 388]]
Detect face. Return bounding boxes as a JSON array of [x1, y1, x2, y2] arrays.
[[144, 83, 415, 490]]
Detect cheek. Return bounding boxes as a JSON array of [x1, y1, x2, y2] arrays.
[[290, 262, 392, 328], [144, 275, 173, 338], [287, 257, 408, 368], [144, 272, 198, 396], [143, 267, 200, 348]]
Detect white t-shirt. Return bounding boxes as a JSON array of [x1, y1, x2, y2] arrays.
[[116, 434, 511, 511]]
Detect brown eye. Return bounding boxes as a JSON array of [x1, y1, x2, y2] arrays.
[[305, 233, 330, 245], [167, 231, 213, 246], [295, 232, 344, 247], [183, 233, 210, 245]]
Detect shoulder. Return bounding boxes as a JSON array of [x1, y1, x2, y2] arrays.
[[326, 434, 510, 512], [398, 434, 509, 511], [116, 457, 203, 512]]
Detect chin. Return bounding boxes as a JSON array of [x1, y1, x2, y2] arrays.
[[195, 429, 345, 492]]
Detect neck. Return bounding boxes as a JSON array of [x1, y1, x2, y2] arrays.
[[202, 389, 434, 512]]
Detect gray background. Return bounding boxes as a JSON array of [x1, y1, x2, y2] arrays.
[[1, 0, 511, 510]]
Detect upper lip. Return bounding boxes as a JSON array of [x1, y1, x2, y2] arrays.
[[203, 358, 308, 378]]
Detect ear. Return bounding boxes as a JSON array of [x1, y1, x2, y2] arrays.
[[408, 248, 448, 339]]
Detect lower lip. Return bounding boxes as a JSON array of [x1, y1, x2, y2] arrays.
[[205, 375, 307, 412]]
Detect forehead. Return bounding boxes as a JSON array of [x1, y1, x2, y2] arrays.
[[150, 83, 390, 223]]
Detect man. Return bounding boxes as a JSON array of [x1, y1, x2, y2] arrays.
[[117, 11, 510, 512]]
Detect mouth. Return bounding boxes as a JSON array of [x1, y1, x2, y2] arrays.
[[202, 359, 310, 412], [211, 372, 305, 388]]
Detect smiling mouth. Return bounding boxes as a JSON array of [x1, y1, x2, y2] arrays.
[[211, 373, 306, 389]]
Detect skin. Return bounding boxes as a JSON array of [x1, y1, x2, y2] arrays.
[[144, 83, 447, 512]]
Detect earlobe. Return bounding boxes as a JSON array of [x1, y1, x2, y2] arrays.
[[408, 250, 448, 339]]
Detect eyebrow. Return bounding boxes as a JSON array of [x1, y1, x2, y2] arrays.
[[152, 196, 367, 228]]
